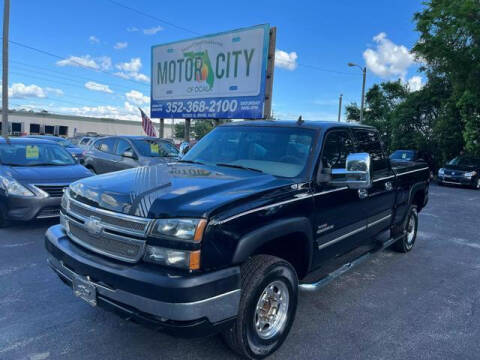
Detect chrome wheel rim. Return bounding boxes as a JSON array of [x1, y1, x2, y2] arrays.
[[406, 214, 416, 245], [254, 280, 289, 340]]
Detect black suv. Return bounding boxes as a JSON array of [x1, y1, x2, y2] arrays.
[[45, 121, 429, 359], [83, 136, 179, 174]]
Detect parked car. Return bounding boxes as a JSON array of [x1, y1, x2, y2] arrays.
[[45, 121, 429, 359], [27, 135, 85, 163], [0, 137, 93, 227], [83, 136, 179, 174], [390, 149, 435, 177], [437, 154, 480, 189]]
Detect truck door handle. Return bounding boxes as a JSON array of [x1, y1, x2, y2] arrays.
[[385, 182, 393, 191], [358, 189, 368, 199]]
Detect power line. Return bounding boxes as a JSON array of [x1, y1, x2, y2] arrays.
[[8, 39, 150, 88], [105, 0, 200, 35]]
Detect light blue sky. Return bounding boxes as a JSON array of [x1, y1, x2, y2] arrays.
[[4, 0, 424, 121]]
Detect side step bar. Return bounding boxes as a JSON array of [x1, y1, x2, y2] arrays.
[[299, 233, 405, 292]]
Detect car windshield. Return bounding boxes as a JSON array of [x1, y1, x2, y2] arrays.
[[132, 139, 179, 157], [390, 150, 415, 161], [0, 143, 76, 166], [54, 138, 74, 148], [182, 125, 316, 178], [448, 155, 479, 166]]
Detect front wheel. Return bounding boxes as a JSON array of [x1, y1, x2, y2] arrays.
[[222, 255, 298, 359], [392, 205, 418, 253], [472, 177, 480, 190]]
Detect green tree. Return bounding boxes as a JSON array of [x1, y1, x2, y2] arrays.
[[413, 0, 480, 156]]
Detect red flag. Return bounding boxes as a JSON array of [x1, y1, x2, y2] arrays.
[[139, 108, 157, 137]]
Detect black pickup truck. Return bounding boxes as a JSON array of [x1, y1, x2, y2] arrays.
[[45, 120, 429, 359]]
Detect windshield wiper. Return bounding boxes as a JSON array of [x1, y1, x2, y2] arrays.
[[28, 163, 69, 166], [216, 163, 264, 173], [178, 159, 205, 165]]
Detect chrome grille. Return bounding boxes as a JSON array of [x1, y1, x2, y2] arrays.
[[67, 219, 143, 262], [69, 201, 147, 233], [36, 185, 67, 197]]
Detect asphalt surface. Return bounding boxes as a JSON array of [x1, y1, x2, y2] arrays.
[[1, 183, 479, 360]]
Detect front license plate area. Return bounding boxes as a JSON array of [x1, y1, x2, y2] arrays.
[[73, 276, 97, 307]]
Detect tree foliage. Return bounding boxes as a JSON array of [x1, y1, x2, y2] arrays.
[[347, 0, 480, 165]]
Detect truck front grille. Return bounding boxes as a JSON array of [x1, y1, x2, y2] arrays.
[[67, 220, 143, 262], [61, 192, 151, 263]]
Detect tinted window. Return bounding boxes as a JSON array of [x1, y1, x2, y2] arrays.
[[353, 129, 388, 172], [183, 126, 315, 178], [116, 139, 132, 155], [322, 130, 355, 169], [448, 156, 479, 166], [95, 138, 116, 153]]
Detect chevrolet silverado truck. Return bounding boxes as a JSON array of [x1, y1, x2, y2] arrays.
[[45, 120, 429, 359]]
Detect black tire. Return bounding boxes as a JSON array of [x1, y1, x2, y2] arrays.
[[472, 177, 480, 190], [222, 255, 298, 359], [392, 205, 418, 253], [0, 206, 9, 228]]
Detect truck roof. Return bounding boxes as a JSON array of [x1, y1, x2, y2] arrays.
[[223, 120, 375, 131]]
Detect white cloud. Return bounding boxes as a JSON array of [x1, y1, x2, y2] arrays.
[[127, 26, 139, 32], [114, 42, 128, 50], [116, 58, 142, 72], [143, 26, 163, 35], [114, 58, 149, 83], [56, 55, 112, 71], [6, 83, 47, 99], [89, 35, 100, 44], [275, 49, 298, 70], [57, 103, 140, 121], [85, 81, 114, 94], [407, 76, 424, 92], [363, 32, 416, 79], [125, 90, 149, 105], [45, 87, 64, 96]]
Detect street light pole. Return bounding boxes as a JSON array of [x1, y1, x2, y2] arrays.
[[337, 94, 343, 122], [2, 0, 10, 137], [348, 62, 367, 123]]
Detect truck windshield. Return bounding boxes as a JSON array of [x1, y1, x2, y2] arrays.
[[0, 143, 76, 166], [182, 126, 315, 178], [132, 139, 179, 157]]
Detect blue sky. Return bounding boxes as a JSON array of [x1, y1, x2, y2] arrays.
[[4, 0, 425, 122]]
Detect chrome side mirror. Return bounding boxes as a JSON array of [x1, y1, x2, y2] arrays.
[[179, 141, 190, 156], [329, 153, 372, 189]]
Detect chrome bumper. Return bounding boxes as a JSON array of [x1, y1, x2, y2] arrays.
[[47, 255, 240, 323]]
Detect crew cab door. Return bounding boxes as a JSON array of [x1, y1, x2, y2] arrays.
[[312, 129, 368, 267], [352, 129, 396, 236]]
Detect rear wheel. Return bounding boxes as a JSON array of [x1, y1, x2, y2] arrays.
[[222, 255, 298, 359], [392, 205, 418, 253]]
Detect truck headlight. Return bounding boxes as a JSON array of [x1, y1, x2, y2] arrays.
[[143, 245, 200, 270], [150, 218, 207, 242], [0, 176, 35, 197], [438, 168, 445, 176], [464, 171, 477, 178]]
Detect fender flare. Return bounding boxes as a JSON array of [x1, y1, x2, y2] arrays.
[[232, 217, 314, 271]]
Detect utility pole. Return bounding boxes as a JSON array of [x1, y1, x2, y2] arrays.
[[360, 67, 366, 123], [337, 94, 343, 122], [2, 0, 10, 137]]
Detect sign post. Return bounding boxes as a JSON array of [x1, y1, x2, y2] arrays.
[[151, 24, 274, 134]]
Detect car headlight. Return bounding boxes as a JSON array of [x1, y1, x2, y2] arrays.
[[143, 245, 200, 270], [438, 168, 445, 176], [150, 218, 207, 242], [464, 171, 477, 177], [0, 176, 35, 197]]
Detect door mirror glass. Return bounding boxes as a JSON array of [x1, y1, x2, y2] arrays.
[[122, 150, 136, 159], [328, 152, 372, 189]]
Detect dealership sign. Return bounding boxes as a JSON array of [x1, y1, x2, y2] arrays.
[[151, 24, 270, 119]]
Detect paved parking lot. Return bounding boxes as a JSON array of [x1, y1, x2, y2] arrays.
[[1, 183, 479, 360]]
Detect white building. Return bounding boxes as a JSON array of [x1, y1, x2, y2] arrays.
[[0, 110, 174, 138]]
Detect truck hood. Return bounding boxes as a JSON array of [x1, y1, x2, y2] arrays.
[[69, 163, 294, 218], [5, 164, 93, 183]]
